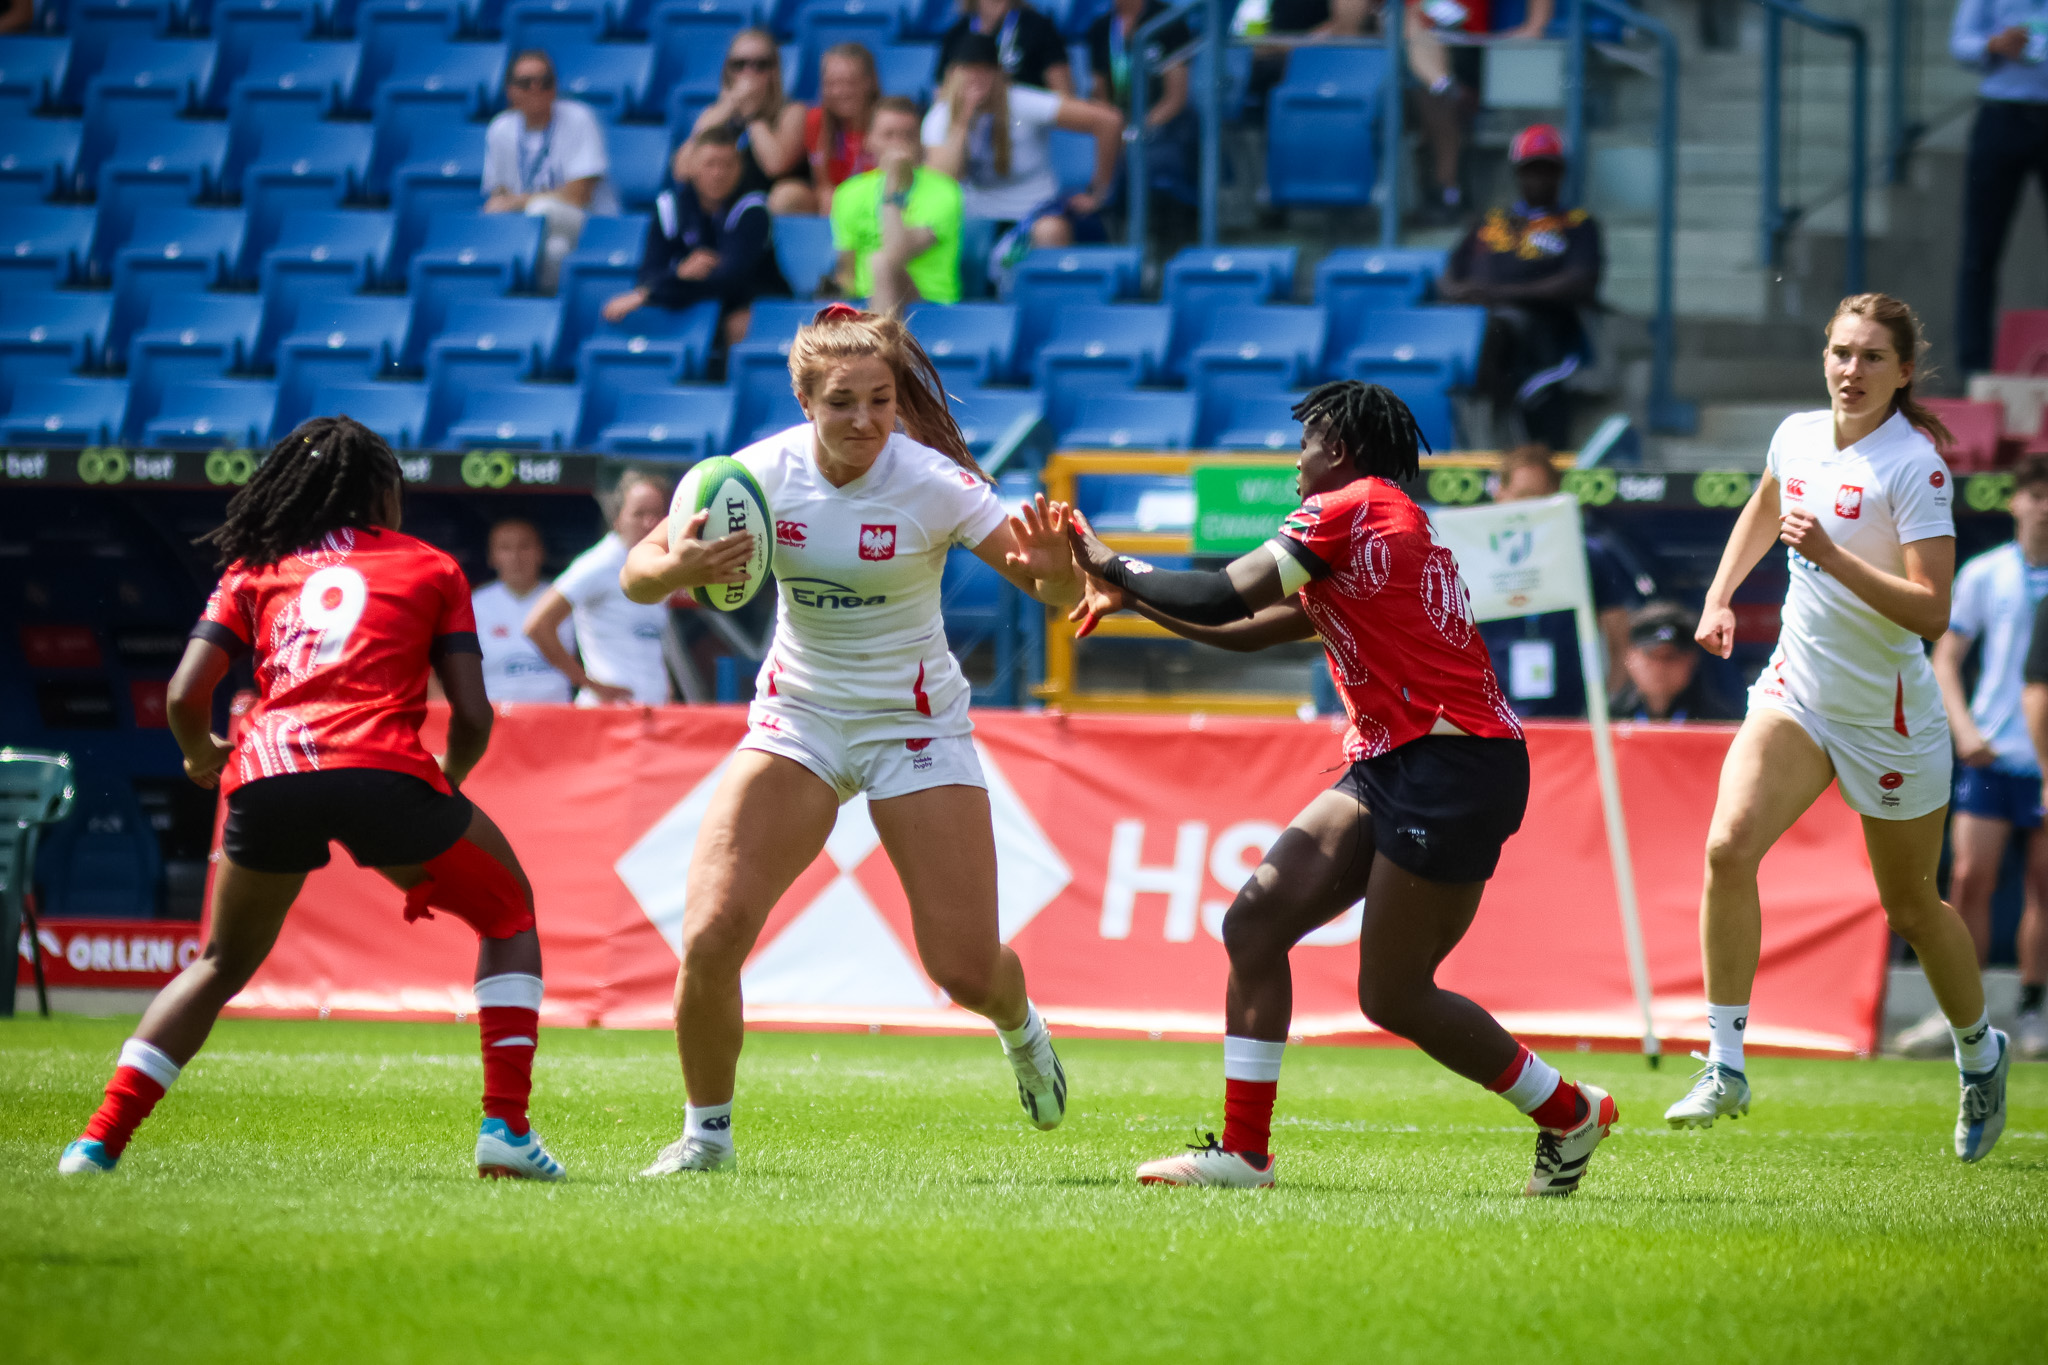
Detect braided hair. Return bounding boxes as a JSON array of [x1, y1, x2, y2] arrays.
[[199, 415, 403, 568], [1289, 380, 1430, 483]]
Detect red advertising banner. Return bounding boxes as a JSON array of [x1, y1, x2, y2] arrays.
[[214, 707, 1893, 1057], [18, 918, 204, 989]]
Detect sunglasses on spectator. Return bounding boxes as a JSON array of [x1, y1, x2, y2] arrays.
[[727, 55, 776, 72], [509, 73, 554, 89]]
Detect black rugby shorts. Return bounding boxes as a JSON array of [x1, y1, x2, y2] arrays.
[[1331, 735, 1530, 884], [222, 769, 475, 875]]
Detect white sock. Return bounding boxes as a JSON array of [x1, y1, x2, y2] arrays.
[[997, 1002, 1047, 1053], [118, 1038, 182, 1089], [1222, 1035, 1286, 1082], [1706, 1003, 1748, 1072], [1495, 1049, 1561, 1114], [1953, 1010, 2000, 1073], [685, 1101, 733, 1150]]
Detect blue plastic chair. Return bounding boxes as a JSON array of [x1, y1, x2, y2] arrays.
[[1034, 303, 1171, 392], [1266, 47, 1387, 208], [403, 212, 544, 370], [141, 378, 279, 448], [242, 122, 372, 279], [350, 0, 462, 114], [0, 206, 96, 291], [572, 320, 716, 441], [1058, 389, 1197, 450], [78, 38, 214, 186], [60, 0, 176, 107], [771, 215, 836, 299], [1339, 304, 1488, 386], [124, 295, 265, 440], [92, 121, 227, 276], [1005, 246, 1140, 380], [272, 296, 413, 436], [0, 377, 131, 446], [377, 37, 506, 119], [0, 119, 82, 200], [502, 0, 606, 52], [792, 8, 896, 100], [1045, 127, 1094, 198], [574, 300, 718, 385], [444, 382, 581, 447], [607, 125, 671, 211], [550, 229, 652, 373], [107, 207, 247, 362], [906, 302, 1016, 389], [946, 386, 1044, 462], [0, 291, 113, 413], [423, 341, 532, 444], [874, 40, 933, 102], [1195, 382, 1308, 451], [1314, 245, 1449, 367], [255, 205, 395, 316], [555, 39, 652, 122], [1185, 304, 1326, 394], [389, 126, 489, 279], [1161, 245, 1295, 380], [204, 0, 318, 111], [644, 4, 744, 116], [592, 385, 736, 459], [430, 296, 563, 375], [369, 86, 476, 199], [1366, 370, 1457, 453], [621, 0, 754, 39], [0, 36, 72, 116], [311, 379, 429, 446], [222, 39, 362, 197]]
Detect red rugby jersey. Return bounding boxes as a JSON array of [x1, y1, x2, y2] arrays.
[[193, 527, 479, 795], [1278, 476, 1523, 761]]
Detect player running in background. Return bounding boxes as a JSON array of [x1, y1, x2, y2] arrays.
[[1667, 294, 2009, 1161], [1065, 380, 1616, 1197], [59, 417, 565, 1181], [620, 305, 1085, 1175]]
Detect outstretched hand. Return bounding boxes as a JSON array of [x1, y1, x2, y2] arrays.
[[1063, 507, 1123, 581], [1002, 493, 1074, 584]]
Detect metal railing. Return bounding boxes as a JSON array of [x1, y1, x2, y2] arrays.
[[1125, 0, 1208, 253], [1751, 0, 1868, 295]]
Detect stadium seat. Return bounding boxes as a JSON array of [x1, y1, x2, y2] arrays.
[[1005, 246, 1140, 380], [607, 125, 671, 211], [618, 0, 752, 39], [572, 306, 718, 439], [0, 206, 97, 290], [1195, 382, 1307, 451], [423, 339, 542, 446], [644, 3, 746, 116], [591, 384, 736, 459], [350, 0, 462, 114], [1052, 0, 1104, 38], [1034, 303, 1170, 392], [0, 36, 72, 117], [141, 377, 279, 448], [312, 379, 429, 445], [957, 215, 995, 300], [1339, 304, 1488, 386], [725, 298, 823, 436], [1366, 371, 1456, 453], [444, 382, 581, 447], [554, 39, 652, 122], [204, 1, 318, 111], [403, 220, 542, 372], [502, 0, 606, 53], [124, 294, 265, 440], [792, 8, 897, 101], [78, 38, 214, 187], [947, 386, 1044, 462], [571, 212, 650, 262], [1161, 247, 1297, 381], [0, 118, 83, 200], [732, 297, 822, 350], [1995, 310, 2048, 377], [271, 295, 413, 436], [1314, 247, 1449, 365], [389, 126, 489, 279], [222, 40, 363, 197], [1045, 127, 1094, 199], [0, 291, 113, 413], [257, 206, 394, 293], [369, 85, 477, 200], [771, 215, 836, 299], [107, 207, 247, 363], [92, 121, 229, 276], [0, 377, 131, 445], [376, 37, 506, 120], [1071, 470, 1191, 534], [1266, 46, 1387, 208], [1185, 305, 1326, 394], [906, 302, 1017, 389], [664, 85, 720, 147], [902, 0, 949, 36], [549, 220, 653, 371], [1918, 398, 2007, 473], [874, 41, 934, 103], [241, 122, 374, 279], [1057, 390, 1197, 450], [61, 0, 176, 107], [430, 297, 562, 374]]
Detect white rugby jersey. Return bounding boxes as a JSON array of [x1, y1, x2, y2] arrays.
[[554, 531, 671, 705], [472, 579, 575, 703], [736, 424, 1007, 726], [1756, 409, 1954, 733], [1949, 541, 2048, 772]]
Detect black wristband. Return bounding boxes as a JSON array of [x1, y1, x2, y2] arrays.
[[1097, 554, 1252, 627]]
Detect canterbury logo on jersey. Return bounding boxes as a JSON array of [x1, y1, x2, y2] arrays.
[[784, 577, 887, 609], [776, 520, 807, 546]]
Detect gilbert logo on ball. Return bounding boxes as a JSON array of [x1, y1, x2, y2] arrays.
[[670, 457, 774, 611]]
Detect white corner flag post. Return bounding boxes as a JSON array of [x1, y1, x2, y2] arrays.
[[1430, 493, 1661, 1067]]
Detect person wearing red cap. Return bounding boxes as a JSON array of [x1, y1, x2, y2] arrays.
[[1438, 122, 1601, 448]]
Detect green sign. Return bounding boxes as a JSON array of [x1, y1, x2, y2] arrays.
[[1192, 464, 1300, 555]]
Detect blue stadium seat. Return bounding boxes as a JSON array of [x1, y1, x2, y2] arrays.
[[1034, 303, 1170, 391], [1071, 470, 1190, 534], [502, 0, 606, 53], [0, 377, 131, 445], [550, 220, 651, 370], [141, 378, 279, 448], [725, 297, 821, 435], [311, 380, 429, 445], [607, 125, 670, 210], [1339, 304, 1488, 386], [369, 85, 476, 199], [1045, 127, 1094, 198], [618, 0, 754, 40], [422, 314, 548, 445], [0, 118, 83, 200], [241, 123, 374, 284], [1051, 0, 1104, 39], [1161, 246, 1295, 380], [792, 8, 896, 101], [350, 0, 462, 114], [254, 211, 394, 359], [572, 212, 650, 260], [957, 215, 995, 300], [947, 386, 1044, 462], [591, 384, 736, 459], [0, 206, 96, 290], [1057, 389, 1197, 450], [222, 40, 362, 197], [554, 39, 652, 122], [374, 38, 506, 137], [61, 0, 176, 107], [1195, 382, 1307, 451], [205, 0, 318, 111], [444, 382, 580, 447], [903, 0, 949, 37], [0, 291, 113, 411], [271, 295, 412, 436], [107, 207, 247, 362], [734, 382, 804, 446], [874, 41, 933, 102], [402, 211, 543, 369], [389, 125, 489, 278], [1266, 47, 1387, 208], [906, 301, 1016, 389], [644, 2, 744, 115], [1185, 304, 1326, 394], [572, 308, 717, 439], [1005, 245, 1140, 380], [0, 36, 71, 117], [663, 85, 719, 146], [78, 39, 214, 187], [732, 297, 819, 349], [92, 121, 228, 276], [431, 297, 561, 373], [1313, 246, 1449, 365], [124, 294, 265, 440], [1368, 371, 1456, 453], [771, 215, 834, 299]]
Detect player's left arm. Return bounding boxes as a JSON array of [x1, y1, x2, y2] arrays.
[[1063, 509, 1298, 626], [166, 639, 235, 789], [1780, 513, 1954, 640], [973, 493, 1083, 608]]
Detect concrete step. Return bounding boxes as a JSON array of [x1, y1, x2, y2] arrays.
[[1604, 271, 1771, 320]]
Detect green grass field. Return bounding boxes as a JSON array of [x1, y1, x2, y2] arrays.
[[3, 1016, 2046, 1364]]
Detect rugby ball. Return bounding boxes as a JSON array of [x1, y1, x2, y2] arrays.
[[669, 456, 773, 611]]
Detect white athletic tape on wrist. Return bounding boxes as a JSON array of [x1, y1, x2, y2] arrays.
[[474, 972, 545, 1011], [118, 1038, 182, 1089]]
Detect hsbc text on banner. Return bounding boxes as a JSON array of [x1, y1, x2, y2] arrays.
[[217, 708, 1892, 1057]]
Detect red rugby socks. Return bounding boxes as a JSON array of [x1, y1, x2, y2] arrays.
[[1221, 1036, 1286, 1157], [1488, 1044, 1586, 1131], [474, 973, 543, 1136], [82, 1039, 182, 1158]]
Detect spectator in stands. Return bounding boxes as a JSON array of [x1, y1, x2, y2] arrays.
[[1088, 0, 1197, 216], [473, 518, 574, 704], [602, 127, 788, 346], [831, 97, 964, 312], [1439, 123, 1600, 449], [523, 472, 674, 707], [1407, 2, 1554, 223], [0, 0, 30, 34], [1951, 0, 2048, 375], [1479, 445, 1647, 718], [923, 33, 1125, 256], [483, 50, 618, 294], [693, 28, 812, 217], [938, 0, 1074, 95], [803, 43, 882, 217], [1608, 602, 1740, 722]]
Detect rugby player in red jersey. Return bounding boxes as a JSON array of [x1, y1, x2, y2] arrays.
[[1065, 381, 1616, 1196]]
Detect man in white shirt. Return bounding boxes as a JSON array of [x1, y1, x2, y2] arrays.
[[473, 518, 575, 703], [483, 49, 619, 293], [523, 473, 673, 706]]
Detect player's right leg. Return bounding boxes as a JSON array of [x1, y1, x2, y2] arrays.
[[1668, 708, 1834, 1130], [640, 749, 839, 1177]]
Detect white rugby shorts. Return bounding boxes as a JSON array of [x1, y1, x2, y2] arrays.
[[739, 692, 985, 803], [1747, 683, 1951, 821]]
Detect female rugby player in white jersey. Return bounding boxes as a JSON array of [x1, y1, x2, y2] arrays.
[[1666, 293, 2010, 1161], [619, 304, 1085, 1174]]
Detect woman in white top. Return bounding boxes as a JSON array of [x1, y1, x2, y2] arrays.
[[483, 49, 618, 293], [1667, 293, 2009, 1160], [620, 305, 1085, 1175], [524, 472, 672, 706], [473, 517, 575, 703], [921, 32, 1123, 251]]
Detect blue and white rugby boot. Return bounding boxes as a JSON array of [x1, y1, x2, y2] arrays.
[[637, 1133, 735, 1177], [1956, 1029, 2010, 1164], [1664, 1052, 1750, 1129], [1004, 1032, 1068, 1131], [58, 1138, 117, 1176], [475, 1118, 566, 1181]]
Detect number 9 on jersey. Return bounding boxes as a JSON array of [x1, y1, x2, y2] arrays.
[[670, 456, 774, 611]]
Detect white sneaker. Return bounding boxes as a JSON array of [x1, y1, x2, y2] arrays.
[[1664, 1052, 1751, 1129], [1525, 1083, 1618, 1196], [2017, 1010, 2048, 1062], [1892, 1006, 1955, 1058], [1004, 1033, 1068, 1131], [638, 1133, 735, 1177], [58, 1138, 117, 1176], [475, 1118, 566, 1181], [1136, 1134, 1276, 1188], [1956, 1029, 2010, 1163]]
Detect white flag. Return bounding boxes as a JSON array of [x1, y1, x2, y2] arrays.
[[1428, 493, 1591, 624]]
